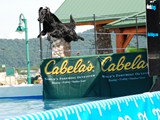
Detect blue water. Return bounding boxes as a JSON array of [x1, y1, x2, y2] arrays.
[[0, 98, 103, 119]]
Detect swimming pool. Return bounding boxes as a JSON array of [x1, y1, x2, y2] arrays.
[[3, 92, 160, 120], [0, 99, 43, 119], [0, 97, 103, 119]]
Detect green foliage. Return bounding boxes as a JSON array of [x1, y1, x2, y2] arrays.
[[0, 67, 5, 72], [71, 29, 96, 56], [0, 30, 147, 69], [0, 38, 50, 68], [125, 46, 147, 53], [0, 30, 95, 68]]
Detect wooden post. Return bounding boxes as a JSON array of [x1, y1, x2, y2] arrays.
[[122, 34, 134, 48], [116, 34, 125, 53], [114, 27, 146, 53], [115, 28, 125, 53]]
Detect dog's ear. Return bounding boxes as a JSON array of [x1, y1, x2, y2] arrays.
[[45, 6, 50, 13], [39, 7, 43, 12]]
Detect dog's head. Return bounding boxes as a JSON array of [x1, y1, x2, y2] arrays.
[[38, 7, 50, 23]]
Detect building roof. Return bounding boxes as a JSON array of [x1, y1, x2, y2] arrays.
[[103, 11, 146, 29], [55, 0, 146, 24]]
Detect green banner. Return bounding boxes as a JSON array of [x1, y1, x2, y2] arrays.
[[99, 52, 152, 97], [41, 56, 100, 99], [41, 52, 153, 99]]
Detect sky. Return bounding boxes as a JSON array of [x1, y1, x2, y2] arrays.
[[0, 0, 93, 39]]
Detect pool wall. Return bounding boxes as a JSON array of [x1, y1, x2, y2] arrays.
[[7, 91, 160, 120], [0, 84, 42, 99]]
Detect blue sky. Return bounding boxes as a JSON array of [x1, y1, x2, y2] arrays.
[[0, 0, 93, 39]]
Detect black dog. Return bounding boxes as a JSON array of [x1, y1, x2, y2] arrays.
[[37, 7, 84, 42]]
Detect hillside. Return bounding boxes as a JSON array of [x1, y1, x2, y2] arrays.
[[0, 29, 147, 68], [0, 29, 95, 68], [0, 38, 49, 68]]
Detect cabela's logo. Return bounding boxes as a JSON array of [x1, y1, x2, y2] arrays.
[[44, 54, 147, 75], [44, 59, 94, 75], [101, 54, 147, 72]]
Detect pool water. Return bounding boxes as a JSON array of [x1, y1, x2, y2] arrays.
[[0, 97, 104, 119], [0, 99, 44, 119]]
